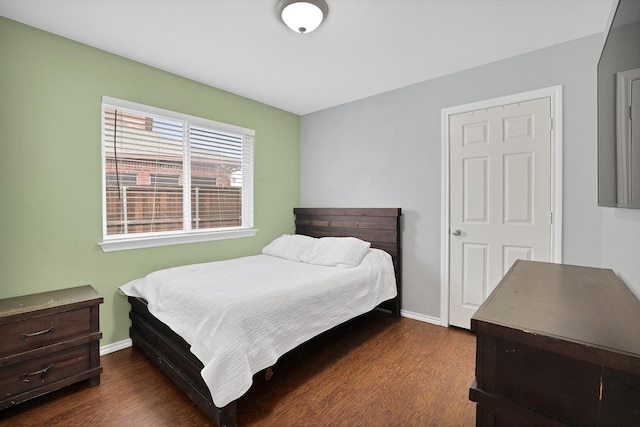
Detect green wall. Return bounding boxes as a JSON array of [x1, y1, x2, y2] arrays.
[[0, 17, 300, 346]]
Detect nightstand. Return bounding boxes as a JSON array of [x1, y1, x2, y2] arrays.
[[0, 285, 103, 410]]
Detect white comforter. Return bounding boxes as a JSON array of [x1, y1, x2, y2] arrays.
[[119, 248, 397, 407]]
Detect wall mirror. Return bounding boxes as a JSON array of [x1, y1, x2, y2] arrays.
[[598, 0, 640, 208]]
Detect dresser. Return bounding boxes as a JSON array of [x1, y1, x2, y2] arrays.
[[469, 260, 640, 426], [0, 285, 103, 410]]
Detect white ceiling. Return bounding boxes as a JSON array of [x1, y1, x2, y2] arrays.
[[0, 0, 616, 115]]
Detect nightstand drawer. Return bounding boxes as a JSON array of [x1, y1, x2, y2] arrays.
[[0, 307, 91, 358], [0, 344, 90, 399]]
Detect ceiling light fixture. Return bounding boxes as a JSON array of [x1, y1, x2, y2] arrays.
[[276, 0, 329, 34]]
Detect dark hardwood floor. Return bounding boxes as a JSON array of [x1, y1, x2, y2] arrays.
[[0, 311, 476, 426]]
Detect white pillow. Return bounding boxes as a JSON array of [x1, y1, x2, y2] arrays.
[[300, 237, 371, 268], [262, 234, 317, 262]]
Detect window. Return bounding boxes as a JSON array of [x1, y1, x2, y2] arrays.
[[99, 96, 256, 252]]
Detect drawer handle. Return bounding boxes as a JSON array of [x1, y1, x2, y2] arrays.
[[20, 364, 55, 382], [21, 326, 55, 338]]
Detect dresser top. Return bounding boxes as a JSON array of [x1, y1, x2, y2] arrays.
[[472, 260, 640, 359], [0, 285, 103, 320]]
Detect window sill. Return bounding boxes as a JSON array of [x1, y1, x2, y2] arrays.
[[99, 228, 259, 252]]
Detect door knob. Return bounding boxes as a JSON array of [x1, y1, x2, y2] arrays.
[[451, 228, 461, 236]]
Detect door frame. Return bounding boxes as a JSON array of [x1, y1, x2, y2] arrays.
[[440, 85, 564, 327]]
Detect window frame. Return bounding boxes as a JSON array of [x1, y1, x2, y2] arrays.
[[99, 96, 257, 252]]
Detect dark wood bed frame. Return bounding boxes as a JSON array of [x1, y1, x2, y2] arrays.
[[127, 208, 402, 427]]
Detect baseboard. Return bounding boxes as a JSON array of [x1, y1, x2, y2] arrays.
[[100, 338, 132, 356], [99, 311, 441, 356], [400, 309, 443, 326]]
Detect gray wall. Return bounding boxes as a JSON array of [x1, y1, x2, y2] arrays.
[[300, 34, 640, 321]]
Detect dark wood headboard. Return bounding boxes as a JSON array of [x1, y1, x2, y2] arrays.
[[293, 208, 402, 316]]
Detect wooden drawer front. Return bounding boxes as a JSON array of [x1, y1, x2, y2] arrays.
[[490, 338, 600, 425], [473, 391, 568, 427], [0, 308, 91, 358], [0, 344, 90, 399], [599, 367, 640, 424]]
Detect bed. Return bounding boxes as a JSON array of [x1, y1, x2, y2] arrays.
[[121, 208, 402, 427]]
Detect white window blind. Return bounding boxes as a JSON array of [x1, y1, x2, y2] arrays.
[[100, 96, 255, 251]]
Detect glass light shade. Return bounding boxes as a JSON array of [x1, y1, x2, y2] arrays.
[[281, 2, 325, 34]]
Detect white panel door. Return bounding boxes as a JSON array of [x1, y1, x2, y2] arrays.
[[449, 98, 551, 329]]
